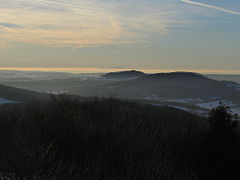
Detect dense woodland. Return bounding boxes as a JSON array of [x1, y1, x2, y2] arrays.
[[0, 96, 239, 179]]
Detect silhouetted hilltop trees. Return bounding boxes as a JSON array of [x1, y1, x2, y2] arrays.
[[102, 70, 146, 79], [0, 97, 239, 179], [142, 72, 206, 80]]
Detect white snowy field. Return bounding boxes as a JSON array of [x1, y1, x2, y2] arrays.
[[152, 97, 240, 117], [197, 101, 240, 115], [144, 95, 203, 103]]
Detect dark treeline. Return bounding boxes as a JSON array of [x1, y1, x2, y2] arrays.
[[0, 96, 239, 180]]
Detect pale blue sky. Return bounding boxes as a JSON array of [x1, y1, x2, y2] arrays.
[[0, 0, 239, 73]]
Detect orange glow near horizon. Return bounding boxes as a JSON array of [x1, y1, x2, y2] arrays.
[[0, 67, 240, 75]]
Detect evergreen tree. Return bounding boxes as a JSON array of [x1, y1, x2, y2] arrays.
[[199, 102, 240, 180]]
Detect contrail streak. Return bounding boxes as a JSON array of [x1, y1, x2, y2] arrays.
[[32, 0, 105, 13], [34, 0, 69, 6], [181, 0, 240, 16]]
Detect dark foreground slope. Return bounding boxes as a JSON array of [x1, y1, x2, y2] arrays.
[[1, 96, 240, 180], [0, 96, 207, 180]]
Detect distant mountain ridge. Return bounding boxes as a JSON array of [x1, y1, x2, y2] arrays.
[[140, 71, 207, 80], [63, 71, 240, 105], [2, 70, 240, 107], [102, 71, 209, 81]]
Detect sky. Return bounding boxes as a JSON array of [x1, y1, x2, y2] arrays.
[[0, 0, 239, 73]]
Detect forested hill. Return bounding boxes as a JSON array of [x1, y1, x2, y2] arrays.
[[68, 71, 240, 103]]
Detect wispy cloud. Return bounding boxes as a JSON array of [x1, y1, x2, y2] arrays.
[[0, 22, 21, 28], [6, 0, 238, 49], [33, 0, 70, 6], [0, 0, 181, 48], [181, 0, 240, 16], [57, 43, 97, 49]]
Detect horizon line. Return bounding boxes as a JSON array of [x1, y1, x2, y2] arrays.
[[0, 67, 240, 75]]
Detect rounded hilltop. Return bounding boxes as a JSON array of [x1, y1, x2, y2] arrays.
[[146, 71, 205, 78]]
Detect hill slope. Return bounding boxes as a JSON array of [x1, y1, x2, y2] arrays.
[[0, 84, 44, 102], [0, 96, 206, 179]]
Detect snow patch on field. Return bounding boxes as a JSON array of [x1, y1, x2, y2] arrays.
[[44, 91, 70, 95], [235, 86, 240, 91], [197, 100, 240, 115], [197, 101, 223, 109], [0, 98, 15, 104], [164, 98, 203, 103], [155, 104, 206, 116], [144, 95, 203, 103]]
